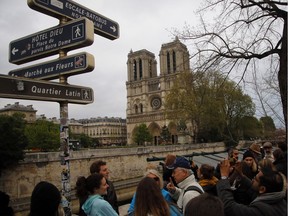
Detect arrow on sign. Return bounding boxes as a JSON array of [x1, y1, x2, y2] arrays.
[[12, 47, 19, 55], [110, 26, 117, 32]]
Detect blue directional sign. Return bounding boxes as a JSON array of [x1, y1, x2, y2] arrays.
[[9, 52, 95, 80], [9, 17, 94, 65], [0, 74, 94, 104], [28, 0, 120, 40]]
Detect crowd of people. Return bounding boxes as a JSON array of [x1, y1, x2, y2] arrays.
[[1, 141, 287, 216]]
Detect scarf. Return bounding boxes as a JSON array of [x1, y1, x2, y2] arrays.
[[199, 176, 218, 187]]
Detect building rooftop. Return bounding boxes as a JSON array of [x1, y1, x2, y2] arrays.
[[0, 102, 37, 112]]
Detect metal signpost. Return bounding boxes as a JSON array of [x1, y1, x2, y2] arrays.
[[9, 17, 94, 65], [28, 0, 119, 40], [9, 52, 95, 80], [3, 1, 119, 215]]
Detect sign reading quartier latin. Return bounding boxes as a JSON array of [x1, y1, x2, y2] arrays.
[[9, 17, 94, 65], [0, 74, 93, 104], [28, 0, 119, 40], [9, 52, 95, 80]]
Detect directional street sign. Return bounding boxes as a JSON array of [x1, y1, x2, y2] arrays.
[[9, 17, 94, 65], [28, 0, 120, 40], [0, 74, 94, 104], [9, 52, 95, 80]]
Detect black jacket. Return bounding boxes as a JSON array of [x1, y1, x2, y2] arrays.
[[104, 179, 119, 214], [217, 179, 287, 216]]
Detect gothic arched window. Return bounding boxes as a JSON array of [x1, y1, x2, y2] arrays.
[[134, 104, 138, 114], [133, 59, 137, 81], [173, 51, 176, 72], [139, 59, 143, 80], [149, 60, 153, 77], [167, 52, 170, 74]]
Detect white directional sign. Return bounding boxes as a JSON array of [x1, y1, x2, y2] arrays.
[[9, 17, 94, 65], [9, 52, 95, 80], [28, 0, 120, 40], [0, 74, 94, 104]]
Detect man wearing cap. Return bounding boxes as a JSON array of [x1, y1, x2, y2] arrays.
[[249, 143, 263, 163], [263, 142, 274, 162], [166, 156, 204, 213]]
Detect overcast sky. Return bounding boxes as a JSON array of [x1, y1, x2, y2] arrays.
[[0, 1, 284, 129], [0, 0, 207, 120]]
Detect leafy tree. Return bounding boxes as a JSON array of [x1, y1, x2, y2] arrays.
[[132, 123, 153, 145], [79, 133, 92, 148], [0, 113, 28, 175], [238, 116, 262, 140], [25, 119, 60, 151], [174, 0, 287, 133], [165, 71, 255, 142], [260, 116, 276, 138]]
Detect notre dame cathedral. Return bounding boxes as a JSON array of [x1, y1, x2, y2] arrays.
[[126, 37, 192, 145]]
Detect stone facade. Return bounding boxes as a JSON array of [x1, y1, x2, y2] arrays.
[[126, 38, 190, 145], [78, 117, 127, 145], [0, 102, 37, 123]]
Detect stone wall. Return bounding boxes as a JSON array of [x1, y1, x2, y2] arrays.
[[0, 142, 225, 214]]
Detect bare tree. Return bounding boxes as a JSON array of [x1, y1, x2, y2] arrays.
[[250, 65, 285, 127], [173, 0, 287, 131]]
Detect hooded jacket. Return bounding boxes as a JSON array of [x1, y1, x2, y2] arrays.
[[82, 194, 118, 216]]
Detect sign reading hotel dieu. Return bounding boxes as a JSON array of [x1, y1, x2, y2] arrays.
[[9, 17, 94, 65]]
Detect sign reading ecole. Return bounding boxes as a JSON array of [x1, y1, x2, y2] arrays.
[[9, 17, 94, 65], [9, 52, 95, 80], [0, 74, 93, 104], [28, 0, 119, 40]]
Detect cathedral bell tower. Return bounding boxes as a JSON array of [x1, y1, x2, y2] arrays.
[[126, 38, 190, 145]]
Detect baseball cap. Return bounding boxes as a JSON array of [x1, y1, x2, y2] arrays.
[[263, 142, 272, 148], [167, 156, 190, 169]]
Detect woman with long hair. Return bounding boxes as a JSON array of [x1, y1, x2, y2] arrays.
[[134, 177, 181, 216], [76, 173, 118, 216]]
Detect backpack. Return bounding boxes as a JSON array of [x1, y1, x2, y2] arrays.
[[168, 202, 183, 216], [184, 185, 204, 195]]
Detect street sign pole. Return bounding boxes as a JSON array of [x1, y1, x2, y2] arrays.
[[58, 16, 71, 216]]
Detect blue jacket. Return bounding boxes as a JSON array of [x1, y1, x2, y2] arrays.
[[82, 194, 118, 216]]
